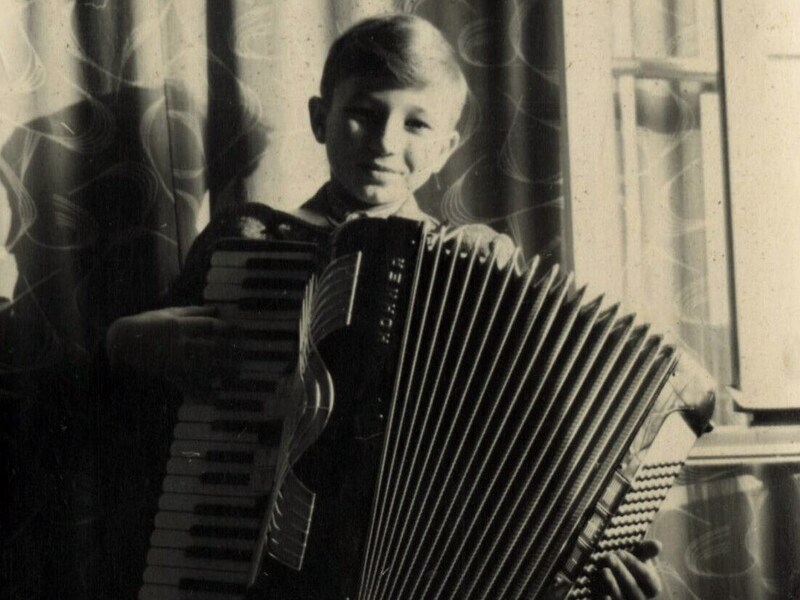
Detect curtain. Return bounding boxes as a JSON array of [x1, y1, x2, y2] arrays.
[[0, 0, 564, 597], [650, 461, 800, 599]]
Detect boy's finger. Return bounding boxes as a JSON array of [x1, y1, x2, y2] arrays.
[[632, 539, 662, 562], [618, 550, 661, 597], [604, 553, 647, 600], [178, 316, 233, 337], [169, 305, 219, 318], [599, 566, 623, 599]]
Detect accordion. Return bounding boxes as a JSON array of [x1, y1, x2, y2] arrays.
[[139, 217, 710, 599]]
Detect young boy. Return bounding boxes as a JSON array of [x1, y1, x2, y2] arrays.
[[108, 14, 662, 599]]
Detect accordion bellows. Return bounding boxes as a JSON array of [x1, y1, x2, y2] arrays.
[[140, 218, 708, 600]]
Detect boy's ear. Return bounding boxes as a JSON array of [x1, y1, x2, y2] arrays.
[[308, 96, 327, 143], [432, 130, 461, 174]]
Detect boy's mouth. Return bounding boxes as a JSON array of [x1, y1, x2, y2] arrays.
[[358, 163, 404, 185], [361, 162, 402, 176]]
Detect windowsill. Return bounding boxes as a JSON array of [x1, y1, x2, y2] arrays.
[[687, 424, 800, 467]]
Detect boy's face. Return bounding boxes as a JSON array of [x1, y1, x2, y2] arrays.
[[309, 77, 461, 206]]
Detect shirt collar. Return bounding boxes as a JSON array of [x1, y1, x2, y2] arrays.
[[321, 182, 413, 226]]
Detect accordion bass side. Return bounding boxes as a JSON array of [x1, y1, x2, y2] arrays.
[[141, 217, 711, 599]]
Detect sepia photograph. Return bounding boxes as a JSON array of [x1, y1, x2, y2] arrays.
[[1, 1, 798, 598]]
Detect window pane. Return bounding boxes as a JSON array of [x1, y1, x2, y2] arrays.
[[614, 0, 713, 60], [613, 75, 734, 386]]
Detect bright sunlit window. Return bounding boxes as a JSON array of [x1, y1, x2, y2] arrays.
[[562, 0, 800, 419]]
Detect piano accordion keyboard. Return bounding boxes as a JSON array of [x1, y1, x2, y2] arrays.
[[139, 241, 319, 600]]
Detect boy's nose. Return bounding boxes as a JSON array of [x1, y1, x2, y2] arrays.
[[369, 118, 403, 155]]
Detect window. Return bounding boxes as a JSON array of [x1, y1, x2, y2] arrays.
[[561, 0, 800, 418]]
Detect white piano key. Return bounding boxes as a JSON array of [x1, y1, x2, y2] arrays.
[[166, 457, 254, 477], [146, 548, 251, 573], [165, 447, 276, 472], [172, 422, 281, 446], [169, 440, 265, 459], [157, 492, 264, 514], [172, 423, 260, 445], [161, 469, 274, 497], [153, 511, 261, 532], [139, 582, 244, 600], [142, 565, 250, 585], [223, 318, 298, 332]]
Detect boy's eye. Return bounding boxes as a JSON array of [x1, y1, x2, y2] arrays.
[[345, 107, 375, 121], [406, 118, 430, 131]]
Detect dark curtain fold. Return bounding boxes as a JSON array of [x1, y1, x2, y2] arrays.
[[415, 0, 566, 268], [205, 0, 246, 213]]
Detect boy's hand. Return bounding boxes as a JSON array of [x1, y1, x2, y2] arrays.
[[593, 540, 663, 600], [106, 306, 232, 388], [434, 224, 518, 268]]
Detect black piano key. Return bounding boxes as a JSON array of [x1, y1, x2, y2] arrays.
[[178, 403, 281, 423], [206, 266, 311, 286], [169, 440, 265, 458], [211, 399, 263, 413], [150, 529, 256, 552], [189, 525, 259, 540], [208, 247, 316, 270], [147, 547, 251, 573], [204, 283, 305, 304], [204, 450, 254, 464], [228, 335, 297, 353], [228, 347, 296, 362], [142, 565, 249, 591], [157, 493, 267, 519], [200, 472, 251, 486], [237, 296, 302, 312], [243, 256, 316, 271], [193, 501, 267, 519], [212, 305, 300, 323], [185, 546, 253, 562], [241, 276, 309, 291]]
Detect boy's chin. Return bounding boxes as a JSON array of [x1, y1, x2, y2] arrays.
[[353, 184, 411, 207]]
